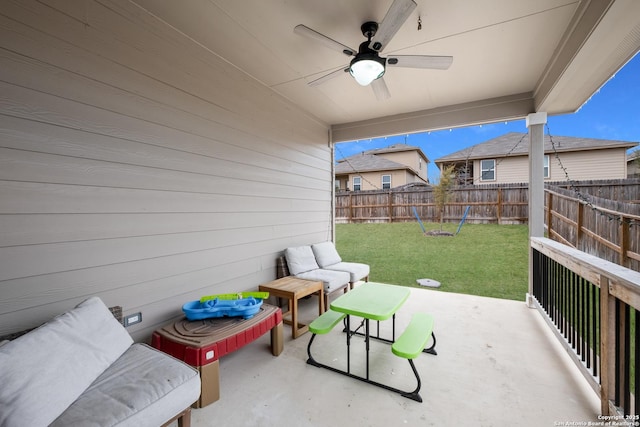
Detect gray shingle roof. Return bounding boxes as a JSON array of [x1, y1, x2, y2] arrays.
[[363, 143, 421, 155], [435, 132, 638, 162], [335, 153, 408, 174]]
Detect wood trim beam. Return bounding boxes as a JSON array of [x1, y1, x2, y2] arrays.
[[330, 93, 534, 143]]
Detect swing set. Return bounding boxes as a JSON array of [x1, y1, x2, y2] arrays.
[[412, 205, 470, 236]]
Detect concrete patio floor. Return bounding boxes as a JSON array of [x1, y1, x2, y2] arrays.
[[177, 285, 601, 427]]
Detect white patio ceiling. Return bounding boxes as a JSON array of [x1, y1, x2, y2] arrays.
[[133, 0, 640, 142]]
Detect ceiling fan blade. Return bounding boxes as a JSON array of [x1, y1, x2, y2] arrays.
[[294, 25, 357, 57], [369, 0, 417, 52], [386, 55, 453, 70], [308, 67, 350, 87], [371, 77, 391, 101]]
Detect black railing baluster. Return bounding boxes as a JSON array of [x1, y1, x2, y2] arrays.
[[564, 263, 569, 336], [635, 308, 639, 417], [616, 300, 622, 407], [582, 276, 587, 362], [570, 267, 576, 349], [577, 272, 582, 357], [593, 285, 599, 378], [624, 304, 630, 415]]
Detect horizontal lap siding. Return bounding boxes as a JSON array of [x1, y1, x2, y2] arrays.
[[485, 150, 628, 184], [496, 156, 529, 184], [0, 0, 331, 339], [548, 149, 628, 180]]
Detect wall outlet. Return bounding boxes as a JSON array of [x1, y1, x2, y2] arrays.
[[123, 312, 142, 327]]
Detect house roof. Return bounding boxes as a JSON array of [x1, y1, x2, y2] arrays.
[[435, 132, 638, 163], [131, 1, 640, 143], [363, 143, 429, 161], [335, 153, 409, 174]]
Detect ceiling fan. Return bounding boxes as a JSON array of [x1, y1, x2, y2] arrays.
[[294, 0, 453, 100]]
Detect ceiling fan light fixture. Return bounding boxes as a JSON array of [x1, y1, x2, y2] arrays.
[[349, 55, 385, 86]]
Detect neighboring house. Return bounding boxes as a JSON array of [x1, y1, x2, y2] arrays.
[[335, 144, 429, 191], [435, 132, 638, 185], [628, 150, 640, 178]]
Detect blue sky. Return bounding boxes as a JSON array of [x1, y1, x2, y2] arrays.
[[335, 53, 640, 183]]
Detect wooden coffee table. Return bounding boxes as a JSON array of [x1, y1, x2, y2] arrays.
[[259, 276, 324, 338]]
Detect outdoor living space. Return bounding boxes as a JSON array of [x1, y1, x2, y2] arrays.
[[174, 285, 600, 427], [3, 2, 640, 426]]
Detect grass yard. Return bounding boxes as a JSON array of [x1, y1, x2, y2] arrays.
[[335, 222, 529, 301]]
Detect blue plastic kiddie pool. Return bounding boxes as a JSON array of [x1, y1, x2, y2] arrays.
[[182, 296, 264, 321]]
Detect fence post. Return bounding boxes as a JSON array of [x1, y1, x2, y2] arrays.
[[577, 202, 584, 250], [620, 215, 629, 267], [388, 191, 393, 223], [546, 191, 553, 238], [348, 193, 353, 224], [497, 187, 502, 224]]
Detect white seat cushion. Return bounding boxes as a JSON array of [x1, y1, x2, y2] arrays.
[[295, 269, 350, 293], [284, 246, 319, 275], [311, 242, 342, 268], [324, 262, 370, 283], [51, 344, 200, 427], [0, 297, 133, 427]]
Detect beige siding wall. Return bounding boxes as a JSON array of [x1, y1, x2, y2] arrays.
[[548, 148, 628, 180], [474, 148, 629, 184], [346, 170, 410, 191], [493, 157, 529, 184], [0, 0, 331, 340], [379, 151, 428, 181]]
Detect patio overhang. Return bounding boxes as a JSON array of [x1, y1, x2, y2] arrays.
[[133, 0, 640, 142]]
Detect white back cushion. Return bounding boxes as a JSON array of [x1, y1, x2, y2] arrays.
[[284, 246, 319, 275], [312, 242, 342, 268], [0, 297, 133, 427]]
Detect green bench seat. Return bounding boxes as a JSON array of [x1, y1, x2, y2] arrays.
[[392, 313, 435, 359], [390, 312, 436, 402], [309, 309, 346, 335]]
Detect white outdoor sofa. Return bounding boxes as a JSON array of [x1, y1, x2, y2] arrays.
[[0, 297, 201, 427], [283, 242, 370, 308]]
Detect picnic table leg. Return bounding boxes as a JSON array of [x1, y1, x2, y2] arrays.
[[401, 359, 423, 403], [365, 319, 370, 380], [392, 314, 395, 341], [306, 333, 320, 367], [423, 332, 437, 355], [346, 315, 351, 374]]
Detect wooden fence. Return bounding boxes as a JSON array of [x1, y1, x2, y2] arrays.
[[546, 185, 640, 271], [336, 179, 640, 271], [335, 182, 529, 225]]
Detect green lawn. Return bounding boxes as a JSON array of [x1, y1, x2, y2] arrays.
[[335, 222, 529, 301]]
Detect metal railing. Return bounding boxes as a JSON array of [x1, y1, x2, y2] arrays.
[[531, 237, 640, 416]]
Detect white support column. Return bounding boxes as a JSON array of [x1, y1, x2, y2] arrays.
[[527, 112, 547, 237], [526, 112, 547, 307]]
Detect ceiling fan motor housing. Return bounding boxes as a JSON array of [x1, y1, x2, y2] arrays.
[[354, 21, 383, 61], [361, 21, 378, 39]]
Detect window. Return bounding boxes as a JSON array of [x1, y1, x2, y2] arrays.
[[544, 155, 550, 178], [382, 175, 391, 190], [335, 179, 341, 190], [480, 159, 495, 181], [353, 176, 361, 191], [419, 158, 422, 170]]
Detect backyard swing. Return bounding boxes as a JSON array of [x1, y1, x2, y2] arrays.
[[412, 205, 470, 236], [412, 205, 471, 288]]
